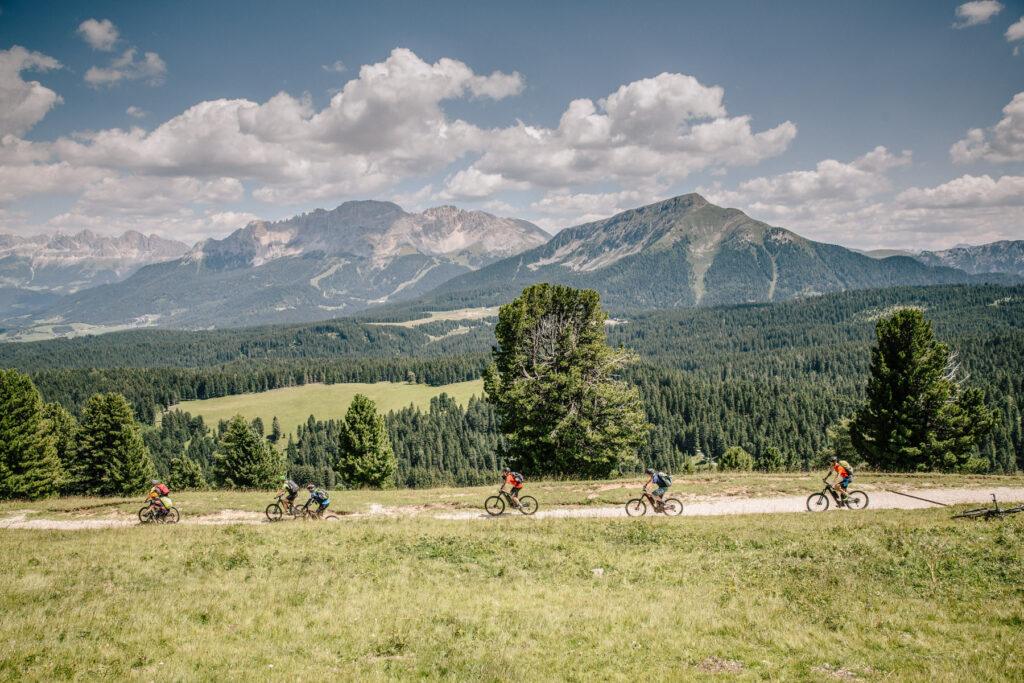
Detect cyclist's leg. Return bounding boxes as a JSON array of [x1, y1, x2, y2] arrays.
[[511, 486, 522, 506], [653, 486, 668, 505], [840, 477, 851, 501]]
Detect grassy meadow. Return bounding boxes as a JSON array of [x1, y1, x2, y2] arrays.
[[167, 379, 484, 437], [1, 499, 1022, 681]]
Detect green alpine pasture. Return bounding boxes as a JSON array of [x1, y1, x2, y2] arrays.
[[168, 379, 483, 438], [1, 505, 1022, 681]]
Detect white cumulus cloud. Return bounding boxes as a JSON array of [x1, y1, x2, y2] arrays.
[[85, 48, 167, 87], [950, 91, 1024, 162], [1007, 16, 1024, 42], [443, 72, 795, 198], [77, 18, 119, 51], [953, 1, 1003, 28], [896, 173, 1024, 208], [0, 47, 63, 137]]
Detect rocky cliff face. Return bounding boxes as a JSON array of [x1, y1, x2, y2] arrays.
[[0, 230, 188, 294], [914, 241, 1024, 277]]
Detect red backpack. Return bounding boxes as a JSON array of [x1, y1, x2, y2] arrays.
[[156, 484, 170, 496]]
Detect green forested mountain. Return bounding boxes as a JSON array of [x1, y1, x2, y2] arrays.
[[381, 194, 1016, 314]]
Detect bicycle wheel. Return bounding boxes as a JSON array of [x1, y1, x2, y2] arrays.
[[484, 496, 505, 516], [165, 507, 180, 523], [661, 498, 683, 516], [323, 513, 340, 521], [518, 496, 538, 515], [138, 506, 154, 524], [845, 490, 869, 511], [266, 503, 283, 522], [806, 493, 830, 512], [625, 498, 647, 517]]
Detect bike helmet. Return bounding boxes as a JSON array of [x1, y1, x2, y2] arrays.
[[307, 483, 316, 491], [830, 457, 838, 463], [150, 480, 158, 486], [502, 467, 511, 473], [646, 468, 656, 475], [279, 475, 286, 481]]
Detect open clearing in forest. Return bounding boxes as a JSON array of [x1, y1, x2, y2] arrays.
[[167, 379, 483, 436], [1, 484, 1021, 681]]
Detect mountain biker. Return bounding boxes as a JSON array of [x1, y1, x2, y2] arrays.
[[828, 457, 853, 505], [644, 468, 671, 508], [500, 466, 524, 507], [148, 480, 172, 518], [276, 476, 301, 511], [306, 484, 330, 516]]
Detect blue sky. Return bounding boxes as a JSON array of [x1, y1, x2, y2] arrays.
[[1, 0, 1023, 248]]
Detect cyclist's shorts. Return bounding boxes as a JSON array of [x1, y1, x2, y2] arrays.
[[840, 477, 852, 489], [653, 486, 669, 497]]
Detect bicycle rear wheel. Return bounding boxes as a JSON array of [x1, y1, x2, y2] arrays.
[[661, 498, 683, 516], [845, 490, 869, 511], [484, 496, 505, 516], [518, 496, 538, 515], [806, 493, 829, 512], [323, 513, 340, 521], [265, 503, 283, 522], [625, 498, 647, 517], [164, 507, 180, 523]]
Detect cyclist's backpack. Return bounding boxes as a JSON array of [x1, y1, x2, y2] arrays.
[[656, 472, 672, 487], [155, 483, 170, 496], [838, 460, 853, 475], [511, 472, 524, 484]]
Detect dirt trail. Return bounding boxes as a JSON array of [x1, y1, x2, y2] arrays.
[[433, 487, 1024, 520], [2, 487, 1022, 530]]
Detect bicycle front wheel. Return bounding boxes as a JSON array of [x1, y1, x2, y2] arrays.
[[266, 503, 283, 522], [518, 496, 538, 515], [845, 490, 869, 511], [625, 498, 647, 517], [138, 506, 153, 524], [807, 493, 830, 512], [661, 498, 683, 516], [323, 513, 340, 521], [484, 496, 505, 516]]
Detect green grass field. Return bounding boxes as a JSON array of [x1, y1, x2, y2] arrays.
[[1, 496, 1022, 681], [168, 380, 483, 437]]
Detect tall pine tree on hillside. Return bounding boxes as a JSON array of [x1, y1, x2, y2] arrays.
[[0, 369, 62, 499], [337, 394, 396, 489], [42, 402, 77, 494], [168, 455, 207, 490], [850, 309, 998, 471], [213, 415, 283, 488], [483, 284, 648, 478], [74, 393, 156, 496]]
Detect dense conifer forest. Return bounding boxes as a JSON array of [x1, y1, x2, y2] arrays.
[[4, 284, 1023, 486]]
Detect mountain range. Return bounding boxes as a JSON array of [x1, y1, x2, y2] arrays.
[[1, 194, 1021, 336], [1, 202, 548, 331]]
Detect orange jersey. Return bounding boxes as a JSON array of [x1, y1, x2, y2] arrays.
[[832, 462, 850, 478]]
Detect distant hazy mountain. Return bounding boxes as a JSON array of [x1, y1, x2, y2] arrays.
[[394, 194, 1015, 312], [854, 248, 915, 259], [913, 241, 1024, 277], [12, 201, 549, 330], [0, 230, 188, 295], [0, 287, 61, 319]]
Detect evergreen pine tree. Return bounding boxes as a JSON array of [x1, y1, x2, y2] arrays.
[[42, 402, 77, 494], [851, 309, 999, 471], [336, 394, 396, 488], [483, 283, 648, 478], [719, 446, 755, 471], [73, 393, 155, 496], [0, 369, 62, 499], [213, 415, 283, 488], [269, 416, 282, 444], [758, 446, 785, 472], [168, 455, 208, 489]]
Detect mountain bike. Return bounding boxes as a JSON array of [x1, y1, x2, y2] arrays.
[[293, 496, 340, 521], [484, 488, 538, 516], [807, 479, 868, 512], [266, 493, 303, 522], [625, 489, 683, 517], [952, 494, 1024, 520], [138, 498, 179, 524]]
